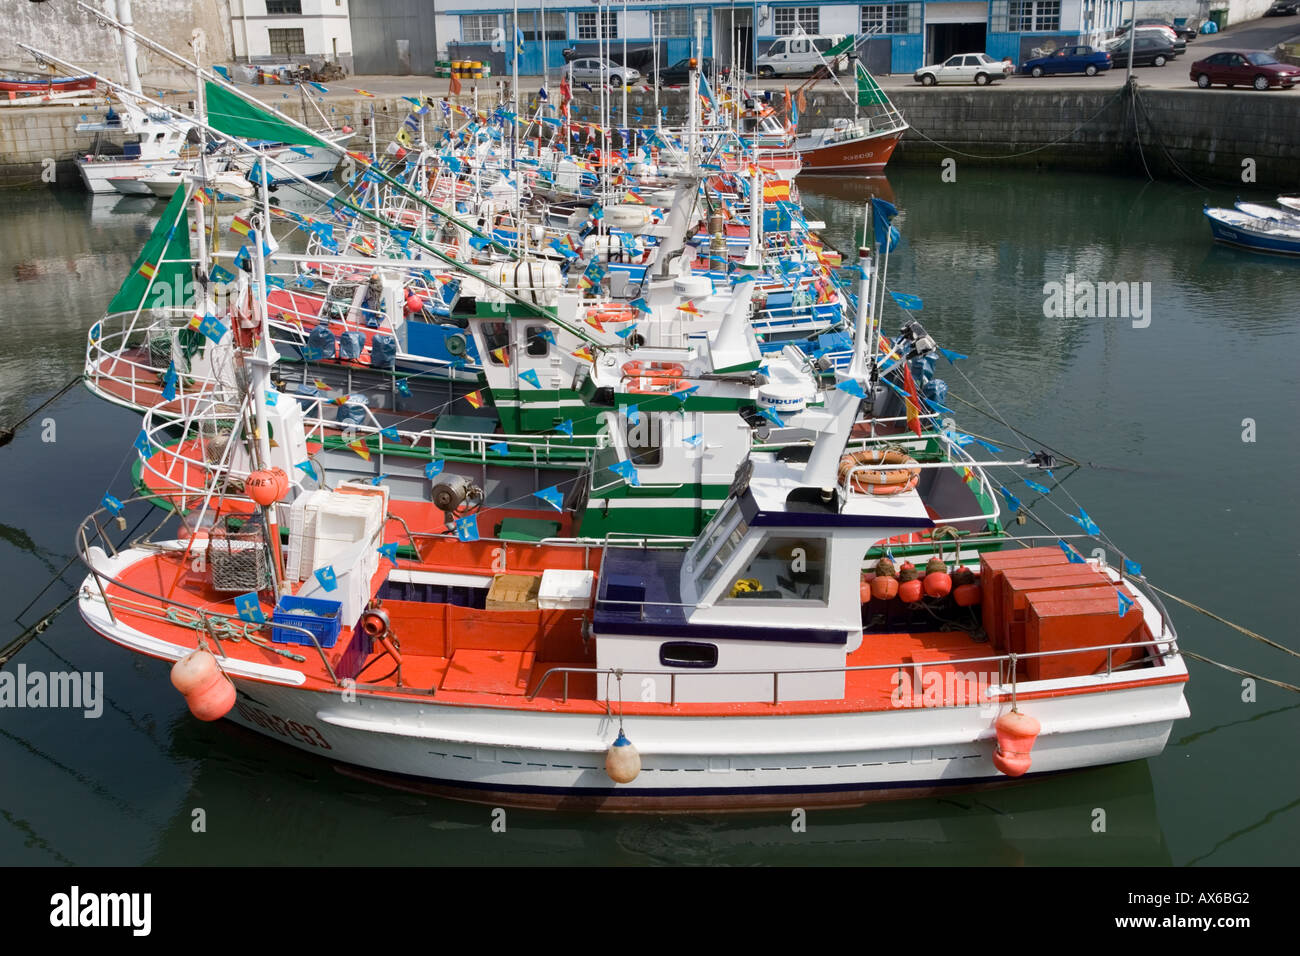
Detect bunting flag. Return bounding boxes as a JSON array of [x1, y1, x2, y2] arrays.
[[1123, 558, 1142, 577], [615, 323, 639, 340], [380, 426, 400, 442], [209, 264, 236, 285], [763, 180, 791, 202], [871, 197, 901, 254], [450, 72, 462, 95], [195, 314, 227, 343], [998, 486, 1023, 513], [890, 291, 924, 311], [1059, 540, 1087, 564], [101, 493, 124, 516], [1117, 590, 1135, 617], [464, 391, 484, 409], [626, 405, 640, 427], [295, 460, 316, 480], [161, 363, 178, 402], [377, 542, 399, 565], [760, 406, 786, 427], [133, 430, 154, 459], [490, 346, 509, 366], [137, 260, 157, 281], [677, 300, 701, 316], [231, 215, 253, 238], [354, 88, 377, 98], [348, 438, 371, 461], [534, 486, 564, 511], [1023, 479, 1052, 495], [314, 566, 338, 592], [424, 459, 445, 480], [370, 474, 388, 486], [901, 361, 923, 437], [396, 379, 412, 397], [1078, 508, 1102, 536], [519, 369, 541, 388], [233, 592, 266, 625], [683, 433, 702, 448], [837, 379, 867, 399], [554, 419, 574, 437], [937, 346, 968, 364], [609, 460, 640, 486], [455, 514, 479, 542], [571, 346, 595, 363], [489, 441, 509, 456]]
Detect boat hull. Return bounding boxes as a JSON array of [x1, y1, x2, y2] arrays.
[[1206, 217, 1300, 256], [79, 581, 1188, 813], [797, 129, 905, 175]]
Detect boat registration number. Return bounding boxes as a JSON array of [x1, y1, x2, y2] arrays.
[[236, 701, 333, 750]]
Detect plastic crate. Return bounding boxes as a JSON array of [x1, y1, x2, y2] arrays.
[[271, 595, 343, 648]]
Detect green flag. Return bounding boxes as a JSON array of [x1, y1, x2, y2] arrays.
[[108, 187, 192, 314], [826, 34, 857, 58], [857, 62, 889, 108], [204, 80, 332, 149]]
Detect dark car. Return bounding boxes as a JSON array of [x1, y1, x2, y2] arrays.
[[1020, 45, 1113, 77], [1265, 1, 1298, 15], [1107, 36, 1176, 67], [1190, 50, 1300, 89], [652, 56, 723, 85]]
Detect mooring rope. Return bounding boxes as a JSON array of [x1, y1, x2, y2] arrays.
[[1182, 651, 1300, 694]]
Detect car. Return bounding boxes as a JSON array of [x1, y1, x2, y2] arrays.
[[756, 34, 850, 77], [1105, 36, 1177, 67], [566, 57, 641, 88], [1020, 45, 1113, 77], [1112, 23, 1186, 56], [913, 52, 1014, 86], [1190, 50, 1300, 89], [652, 56, 722, 86], [1265, 0, 1298, 15]]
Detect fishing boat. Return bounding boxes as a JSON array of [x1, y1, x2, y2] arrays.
[[1204, 205, 1300, 256], [791, 62, 909, 175]]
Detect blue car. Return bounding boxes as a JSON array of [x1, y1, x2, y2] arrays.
[[1020, 45, 1114, 77]]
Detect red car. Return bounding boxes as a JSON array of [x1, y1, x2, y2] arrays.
[[1189, 50, 1300, 89]]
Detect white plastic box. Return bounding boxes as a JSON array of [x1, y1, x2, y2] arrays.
[[538, 569, 595, 610]]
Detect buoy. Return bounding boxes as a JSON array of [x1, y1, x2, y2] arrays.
[[870, 573, 898, 601], [605, 733, 641, 783], [170, 649, 236, 722], [899, 577, 924, 603], [269, 466, 289, 499], [992, 710, 1041, 777], [859, 573, 875, 604], [923, 556, 952, 599], [953, 583, 983, 607], [245, 470, 280, 506], [405, 294, 425, 314]]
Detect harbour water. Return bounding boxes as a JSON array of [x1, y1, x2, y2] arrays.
[[0, 169, 1295, 865]]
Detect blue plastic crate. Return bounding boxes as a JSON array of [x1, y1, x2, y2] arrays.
[[271, 595, 343, 648]]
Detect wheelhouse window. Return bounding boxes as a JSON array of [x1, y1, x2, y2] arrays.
[[721, 536, 827, 604], [774, 6, 820, 35], [481, 321, 510, 364], [461, 14, 497, 44], [524, 326, 550, 357], [689, 499, 749, 597], [267, 28, 305, 56]]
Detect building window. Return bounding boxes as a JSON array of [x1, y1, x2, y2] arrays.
[[860, 4, 914, 34], [265, 0, 302, 14], [461, 14, 497, 44], [652, 8, 691, 37], [507, 11, 565, 42], [576, 10, 618, 40], [774, 6, 820, 35], [267, 28, 305, 56], [1008, 0, 1061, 31]]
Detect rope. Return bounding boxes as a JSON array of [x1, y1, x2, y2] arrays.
[[0, 374, 83, 446], [162, 606, 306, 662], [1183, 651, 1300, 694], [1146, 585, 1299, 659]]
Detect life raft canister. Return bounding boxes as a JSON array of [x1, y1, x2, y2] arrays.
[[838, 447, 921, 496]]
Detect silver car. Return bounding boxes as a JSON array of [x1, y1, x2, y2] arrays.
[[567, 57, 641, 88], [914, 52, 1014, 86]]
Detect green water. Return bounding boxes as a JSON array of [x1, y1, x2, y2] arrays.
[[0, 171, 1295, 865]]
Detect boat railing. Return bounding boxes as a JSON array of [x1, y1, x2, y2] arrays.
[[526, 634, 1181, 707], [73, 495, 341, 685]]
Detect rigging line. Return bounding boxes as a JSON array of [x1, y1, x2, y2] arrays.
[[1146, 585, 1297, 659], [1128, 83, 1154, 182], [943, 380, 1079, 465], [1182, 651, 1300, 694], [0, 373, 83, 441], [902, 86, 1128, 161]]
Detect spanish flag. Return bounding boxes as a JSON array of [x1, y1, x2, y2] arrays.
[[138, 261, 158, 280], [349, 438, 371, 461], [490, 346, 509, 366], [902, 362, 924, 438], [314, 379, 330, 391], [353, 88, 376, 98], [231, 216, 253, 238], [571, 346, 594, 363], [465, 390, 485, 409], [763, 180, 791, 202], [677, 300, 701, 316], [624, 188, 645, 204]]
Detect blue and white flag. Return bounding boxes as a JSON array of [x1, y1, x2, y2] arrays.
[[1058, 540, 1086, 564], [554, 419, 574, 437], [314, 566, 338, 592], [490, 441, 509, 456], [837, 379, 867, 399], [998, 485, 1022, 513], [377, 542, 399, 566], [1117, 590, 1135, 617], [889, 291, 923, 311], [1123, 558, 1143, 577], [424, 459, 445, 480], [519, 369, 541, 388], [609, 460, 640, 486], [534, 486, 564, 511], [455, 514, 479, 542], [233, 592, 265, 624]]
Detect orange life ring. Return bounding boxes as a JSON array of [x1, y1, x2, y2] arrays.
[[627, 376, 678, 394], [622, 361, 684, 379], [839, 448, 921, 496], [586, 303, 637, 325]]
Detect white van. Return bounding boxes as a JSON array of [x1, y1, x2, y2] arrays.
[[756, 35, 850, 77]]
